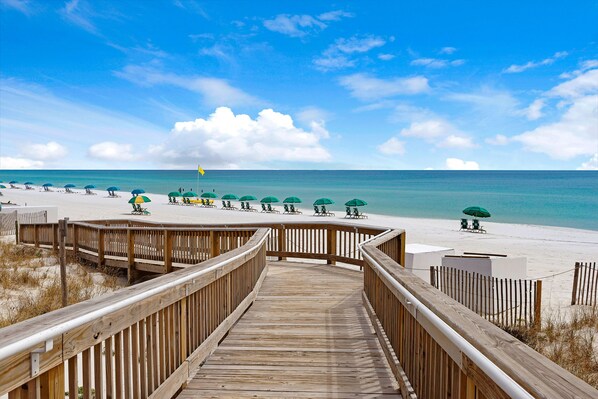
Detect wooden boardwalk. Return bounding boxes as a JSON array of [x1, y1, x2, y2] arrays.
[[178, 261, 401, 398]]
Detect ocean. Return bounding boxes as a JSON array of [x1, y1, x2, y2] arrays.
[[2, 170, 597, 231]]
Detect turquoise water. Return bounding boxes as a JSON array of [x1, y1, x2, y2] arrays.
[[2, 170, 597, 230]]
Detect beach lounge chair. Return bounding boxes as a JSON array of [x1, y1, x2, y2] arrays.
[[283, 204, 290, 214], [222, 200, 228, 209], [261, 203, 268, 212], [240, 202, 246, 211], [353, 208, 367, 219], [227, 201, 236, 210], [321, 206, 335, 216], [290, 204, 302, 214], [460, 218, 469, 230], [314, 206, 321, 216], [472, 219, 485, 233], [268, 204, 279, 213], [345, 207, 352, 218]]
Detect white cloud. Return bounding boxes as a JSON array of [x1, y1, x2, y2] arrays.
[[317, 10, 353, 21], [503, 51, 568, 73], [263, 14, 326, 37], [149, 107, 331, 168], [445, 158, 479, 170], [524, 99, 545, 120], [411, 57, 464, 68], [578, 153, 598, 170], [378, 137, 405, 155], [439, 47, 457, 55], [20, 141, 68, 160], [400, 119, 458, 139], [439, 135, 475, 148], [0, 157, 43, 169], [549, 68, 598, 98], [115, 65, 260, 107], [88, 142, 136, 161], [339, 73, 430, 101], [513, 95, 598, 160], [314, 35, 386, 71], [378, 53, 395, 61], [1, 0, 33, 15], [60, 0, 99, 35], [485, 134, 510, 146]]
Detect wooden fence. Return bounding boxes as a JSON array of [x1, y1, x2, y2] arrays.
[[572, 261, 598, 306], [430, 266, 542, 329], [0, 210, 47, 236], [361, 231, 597, 399], [0, 227, 270, 398]]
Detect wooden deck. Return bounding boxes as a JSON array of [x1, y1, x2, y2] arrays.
[[178, 261, 401, 398]]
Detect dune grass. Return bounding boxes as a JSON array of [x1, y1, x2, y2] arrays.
[[0, 240, 122, 328], [506, 307, 598, 388]]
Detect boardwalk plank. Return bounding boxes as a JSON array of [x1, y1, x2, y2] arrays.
[[179, 261, 401, 398]]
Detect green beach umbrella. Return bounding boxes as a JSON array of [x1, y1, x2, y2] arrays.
[[221, 194, 239, 200], [43, 183, 53, 187], [463, 206, 491, 218], [128, 195, 151, 204], [183, 191, 198, 197], [0, 185, 6, 189], [24, 182, 34, 185], [345, 198, 368, 207], [9, 181, 18, 184], [283, 196, 302, 204], [84, 184, 96, 189], [64, 184, 76, 188], [168, 191, 181, 197], [260, 196, 280, 204], [201, 192, 218, 198], [239, 195, 257, 201], [107, 186, 119, 192], [313, 198, 334, 206]]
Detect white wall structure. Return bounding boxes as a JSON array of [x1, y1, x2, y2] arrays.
[[405, 243, 455, 283], [441, 254, 527, 280]]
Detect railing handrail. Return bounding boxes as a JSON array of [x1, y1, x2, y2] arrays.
[[0, 227, 270, 362], [361, 234, 598, 398], [360, 245, 533, 399]]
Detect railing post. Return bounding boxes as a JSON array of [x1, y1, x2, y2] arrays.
[[34, 224, 39, 248], [164, 230, 173, 273], [98, 228, 105, 267], [180, 294, 188, 364], [277, 226, 286, 261], [210, 230, 220, 258], [534, 280, 543, 329], [59, 218, 68, 307], [430, 266, 436, 288], [14, 220, 19, 244], [571, 262, 580, 305], [326, 226, 336, 265], [400, 231, 406, 266], [39, 364, 65, 399], [127, 229, 135, 284]]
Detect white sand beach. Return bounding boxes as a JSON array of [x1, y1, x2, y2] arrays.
[[3, 187, 598, 314]]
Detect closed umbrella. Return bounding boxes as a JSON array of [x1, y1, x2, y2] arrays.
[[313, 198, 334, 206], [283, 196, 302, 204], [463, 206, 491, 218], [260, 196, 280, 203], [345, 199, 368, 207]]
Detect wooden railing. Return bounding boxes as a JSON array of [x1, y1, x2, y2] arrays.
[[361, 230, 598, 399], [19, 220, 386, 269], [0, 227, 270, 398], [430, 265, 542, 329], [572, 261, 598, 306]]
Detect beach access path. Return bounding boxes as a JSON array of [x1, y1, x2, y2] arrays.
[[178, 261, 401, 398], [3, 187, 598, 313]]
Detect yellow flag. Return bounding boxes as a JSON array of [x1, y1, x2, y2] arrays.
[[198, 165, 205, 175]]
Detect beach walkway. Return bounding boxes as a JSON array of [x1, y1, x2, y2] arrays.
[[178, 261, 401, 398]]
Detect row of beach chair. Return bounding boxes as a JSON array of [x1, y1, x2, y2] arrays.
[[345, 207, 367, 219], [261, 204, 279, 213], [313, 205, 334, 216], [459, 218, 485, 233], [131, 204, 150, 215]]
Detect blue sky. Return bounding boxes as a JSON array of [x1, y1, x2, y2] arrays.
[[0, 0, 597, 170]]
